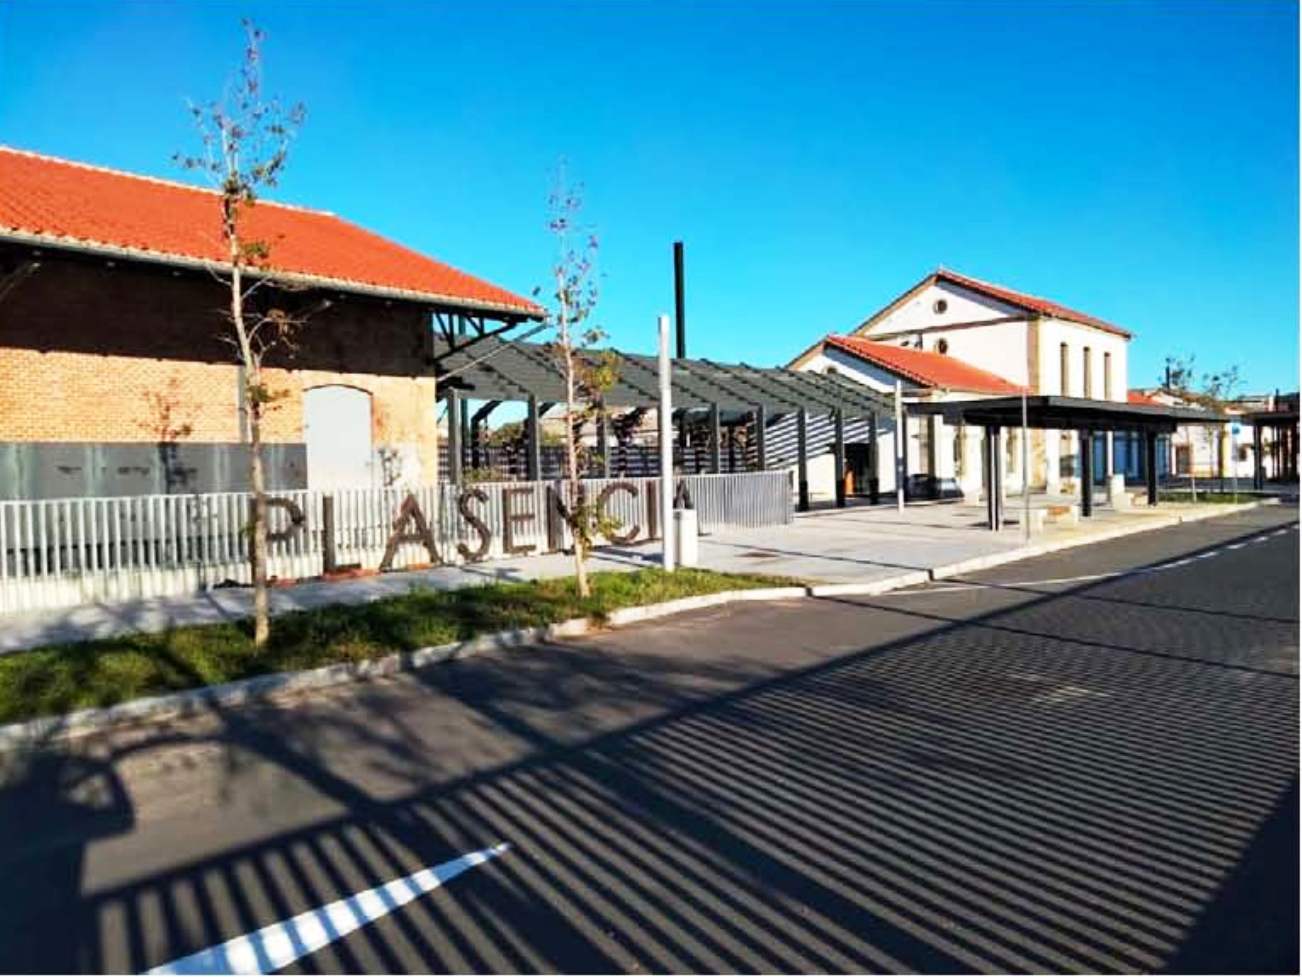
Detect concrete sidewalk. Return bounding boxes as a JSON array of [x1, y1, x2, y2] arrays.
[[0, 497, 1271, 653]]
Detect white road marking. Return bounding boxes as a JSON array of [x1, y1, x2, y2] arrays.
[[148, 843, 509, 975], [873, 524, 1295, 598]]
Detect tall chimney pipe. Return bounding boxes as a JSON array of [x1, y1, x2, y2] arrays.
[[673, 241, 686, 360]]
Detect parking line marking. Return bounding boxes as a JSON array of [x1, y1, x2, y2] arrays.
[[875, 523, 1296, 598], [148, 843, 509, 975]]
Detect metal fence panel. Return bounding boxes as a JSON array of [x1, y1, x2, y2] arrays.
[[0, 470, 791, 613]]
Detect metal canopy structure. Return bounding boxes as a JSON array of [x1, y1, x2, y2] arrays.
[[909, 395, 1231, 527], [1243, 394, 1300, 488], [434, 336, 890, 415], [432, 335, 893, 508], [909, 395, 1226, 433]]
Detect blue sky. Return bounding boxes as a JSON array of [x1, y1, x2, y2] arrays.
[[1, 0, 1297, 392]]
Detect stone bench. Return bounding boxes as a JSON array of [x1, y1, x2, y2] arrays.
[[1045, 503, 1080, 526]]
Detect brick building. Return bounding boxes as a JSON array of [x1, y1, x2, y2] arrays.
[[0, 147, 541, 499]]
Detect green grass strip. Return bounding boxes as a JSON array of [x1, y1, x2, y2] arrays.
[[0, 569, 798, 726]]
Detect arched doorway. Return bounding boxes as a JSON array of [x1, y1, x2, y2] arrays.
[[304, 385, 373, 490]]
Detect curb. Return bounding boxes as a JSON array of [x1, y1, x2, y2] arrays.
[[929, 500, 1268, 581], [0, 501, 1275, 750], [0, 589, 815, 751]]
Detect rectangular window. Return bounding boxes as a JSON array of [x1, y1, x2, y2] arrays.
[[1083, 347, 1093, 399], [1103, 351, 1112, 400], [1059, 343, 1070, 396]]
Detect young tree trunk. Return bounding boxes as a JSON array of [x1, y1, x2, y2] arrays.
[[562, 332, 590, 597], [229, 246, 272, 647], [247, 386, 270, 646]]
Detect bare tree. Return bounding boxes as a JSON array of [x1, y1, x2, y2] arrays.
[[1162, 354, 1241, 500], [538, 167, 618, 597], [176, 20, 306, 646]]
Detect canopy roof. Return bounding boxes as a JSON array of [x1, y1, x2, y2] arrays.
[[435, 335, 892, 416], [910, 395, 1227, 433]]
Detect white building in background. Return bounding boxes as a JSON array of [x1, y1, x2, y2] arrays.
[[790, 335, 1026, 501], [1128, 388, 1290, 483], [790, 267, 1140, 499]]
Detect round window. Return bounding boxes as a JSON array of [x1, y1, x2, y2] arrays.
[[936, 338, 950, 354], [933, 298, 949, 314]]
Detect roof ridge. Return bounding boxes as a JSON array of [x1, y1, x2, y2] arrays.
[[0, 145, 335, 218], [938, 267, 1056, 306], [826, 334, 1026, 393]]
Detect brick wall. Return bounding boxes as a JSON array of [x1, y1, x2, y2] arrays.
[[0, 250, 440, 484]]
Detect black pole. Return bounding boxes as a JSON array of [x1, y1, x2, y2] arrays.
[[984, 425, 999, 531], [709, 403, 722, 473], [446, 391, 463, 485], [868, 412, 880, 504], [1145, 431, 1158, 505], [833, 408, 847, 509], [1253, 422, 1264, 490], [525, 395, 541, 481], [1080, 429, 1093, 517], [673, 241, 686, 360], [796, 406, 809, 512]]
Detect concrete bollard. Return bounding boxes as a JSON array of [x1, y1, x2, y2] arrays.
[[1108, 473, 1131, 510], [674, 509, 699, 568]]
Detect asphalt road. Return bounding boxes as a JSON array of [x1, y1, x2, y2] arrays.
[[0, 505, 1297, 974]]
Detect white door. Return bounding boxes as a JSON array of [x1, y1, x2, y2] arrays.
[[304, 385, 373, 490]]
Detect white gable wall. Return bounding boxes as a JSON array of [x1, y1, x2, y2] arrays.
[[1036, 317, 1129, 401], [858, 280, 1022, 335]]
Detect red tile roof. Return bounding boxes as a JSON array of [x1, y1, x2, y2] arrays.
[[0, 146, 542, 316], [1128, 389, 1162, 405], [934, 269, 1130, 337], [824, 335, 1025, 394]]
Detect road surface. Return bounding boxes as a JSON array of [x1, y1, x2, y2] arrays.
[[1, 505, 1296, 973]]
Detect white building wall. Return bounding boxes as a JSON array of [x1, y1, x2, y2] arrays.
[[860, 280, 1022, 335], [796, 347, 900, 499], [798, 281, 1136, 500], [1035, 317, 1129, 401]]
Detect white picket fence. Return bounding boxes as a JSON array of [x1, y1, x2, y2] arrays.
[[0, 472, 792, 613]]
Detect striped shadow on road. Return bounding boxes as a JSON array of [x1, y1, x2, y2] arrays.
[[3, 513, 1297, 973]]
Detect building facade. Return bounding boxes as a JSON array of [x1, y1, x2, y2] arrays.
[[791, 268, 1139, 499], [0, 147, 540, 499]]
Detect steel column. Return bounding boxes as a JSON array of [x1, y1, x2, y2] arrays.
[[754, 404, 768, 471], [597, 407, 610, 478], [796, 406, 809, 512], [446, 391, 463, 485], [1253, 422, 1264, 490], [525, 395, 541, 481], [460, 400, 472, 472], [709, 403, 722, 474], [1080, 429, 1093, 517], [984, 425, 1003, 531], [833, 408, 846, 509], [868, 412, 880, 504], [1145, 431, 1158, 505]]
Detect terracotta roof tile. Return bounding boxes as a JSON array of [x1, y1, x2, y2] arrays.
[[1128, 389, 1164, 405], [936, 269, 1130, 338], [824, 336, 1025, 394], [0, 146, 542, 316]]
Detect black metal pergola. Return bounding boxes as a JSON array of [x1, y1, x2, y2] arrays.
[[433, 335, 893, 508], [911, 395, 1228, 529], [1243, 395, 1300, 488]]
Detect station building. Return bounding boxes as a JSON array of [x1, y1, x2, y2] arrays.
[[790, 268, 1156, 501], [0, 147, 541, 499]]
